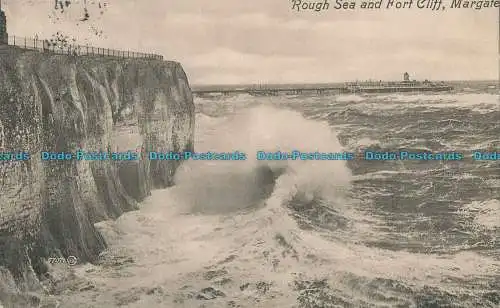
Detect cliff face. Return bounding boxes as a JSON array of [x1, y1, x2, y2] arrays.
[[0, 46, 194, 299]]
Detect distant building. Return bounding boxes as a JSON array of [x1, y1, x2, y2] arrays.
[[0, 0, 7, 44], [403, 72, 410, 81]]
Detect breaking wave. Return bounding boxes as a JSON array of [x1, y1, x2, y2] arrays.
[[46, 103, 499, 307], [174, 105, 352, 215]]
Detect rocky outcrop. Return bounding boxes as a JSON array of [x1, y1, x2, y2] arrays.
[[0, 46, 194, 301]]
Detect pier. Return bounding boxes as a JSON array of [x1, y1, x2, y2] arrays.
[[192, 73, 454, 96], [192, 83, 454, 96], [192, 85, 350, 96]]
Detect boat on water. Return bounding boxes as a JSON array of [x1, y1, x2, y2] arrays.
[[346, 72, 453, 93]]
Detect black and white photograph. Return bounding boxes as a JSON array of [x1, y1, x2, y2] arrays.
[[0, 0, 498, 307]]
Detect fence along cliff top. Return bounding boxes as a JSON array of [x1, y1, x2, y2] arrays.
[[0, 1, 162, 60]]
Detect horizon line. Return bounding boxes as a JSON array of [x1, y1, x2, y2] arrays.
[[191, 79, 498, 87]]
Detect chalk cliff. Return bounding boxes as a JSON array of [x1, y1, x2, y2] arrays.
[[0, 46, 194, 305]]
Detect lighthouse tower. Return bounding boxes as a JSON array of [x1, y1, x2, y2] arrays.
[[403, 72, 410, 82], [0, 0, 8, 44]]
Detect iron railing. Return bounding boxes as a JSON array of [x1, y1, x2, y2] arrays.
[[7, 35, 163, 60]]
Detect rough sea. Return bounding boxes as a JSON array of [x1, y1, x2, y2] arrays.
[[51, 81, 499, 308]]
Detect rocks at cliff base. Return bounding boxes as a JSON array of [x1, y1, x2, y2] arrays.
[[96, 247, 135, 268], [203, 268, 229, 281], [196, 287, 226, 300]]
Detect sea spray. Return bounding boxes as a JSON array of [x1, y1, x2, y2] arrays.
[[44, 90, 499, 307], [173, 105, 353, 214]]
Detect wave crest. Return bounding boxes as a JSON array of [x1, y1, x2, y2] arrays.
[[172, 105, 352, 215]]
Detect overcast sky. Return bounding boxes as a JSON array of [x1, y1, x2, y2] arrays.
[[3, 0, 499, 84]]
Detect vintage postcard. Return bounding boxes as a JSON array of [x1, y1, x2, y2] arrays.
[[0, 0, 498, 307]]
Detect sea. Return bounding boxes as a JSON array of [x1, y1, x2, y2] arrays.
[[48, 81, 499, 308]]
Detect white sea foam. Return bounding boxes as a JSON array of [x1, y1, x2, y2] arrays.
[[335, 94, 366, 103], [176, 105, 353, 214], [459, 199, 500, 230], [54, 104, 498, 307]]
